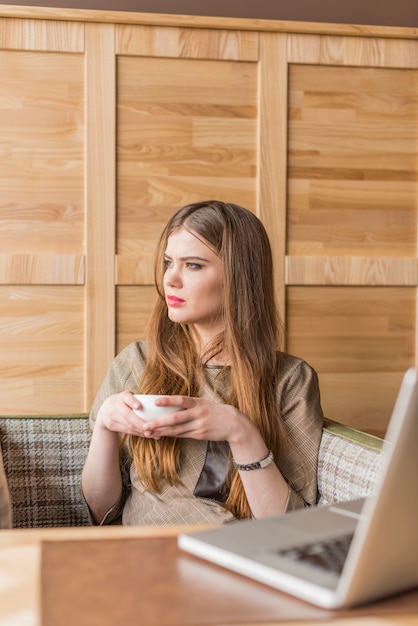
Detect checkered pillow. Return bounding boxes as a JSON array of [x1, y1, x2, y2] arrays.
[[0, 415, 91, 528]]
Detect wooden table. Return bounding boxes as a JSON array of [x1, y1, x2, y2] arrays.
[[0, 525, 417, 626]]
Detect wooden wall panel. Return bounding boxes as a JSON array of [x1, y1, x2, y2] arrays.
[[0, 17, 84, 52], [115, 42, 258, 297], [288, 34, 418, 68], [0, 50, 84, 254], [0, 286, 84, 414], [0, 39, 85, 414], [116, 34, 259, 348], [116, 24, 258, 61], [0, 6, 417, 435], [0, 254, 84, 284], [287, 65, 417, 257], [286, 286, 416, 436], [285, 58, 418, 436], [116, 286, 157, 354], [286, 257, 418, 286]]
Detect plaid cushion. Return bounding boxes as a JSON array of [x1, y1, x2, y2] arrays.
[[0, 414, 384, 527], [318, 419, 384, 506], [0, 415, 91, 528]]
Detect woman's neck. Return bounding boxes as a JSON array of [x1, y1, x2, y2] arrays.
[[189, 325, 230, 367]]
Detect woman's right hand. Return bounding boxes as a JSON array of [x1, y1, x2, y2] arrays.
[[95, 391, 146, 436]]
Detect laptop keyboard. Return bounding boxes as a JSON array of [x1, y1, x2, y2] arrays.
[[277, 533, 354, 575]]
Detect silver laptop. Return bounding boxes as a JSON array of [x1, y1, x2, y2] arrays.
[[178, 367, 418, 609]]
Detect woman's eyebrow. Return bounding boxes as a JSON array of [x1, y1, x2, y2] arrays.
[[164, 253, 210, 263]]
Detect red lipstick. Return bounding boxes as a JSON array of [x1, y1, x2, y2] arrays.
[[167, 295, 185, 307]]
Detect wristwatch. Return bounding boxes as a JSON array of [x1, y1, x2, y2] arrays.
[[232, 450, 274, 471]]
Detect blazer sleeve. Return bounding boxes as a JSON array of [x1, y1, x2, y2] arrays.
[[85, 341, 147, 525], [276, 356, 324, 511]]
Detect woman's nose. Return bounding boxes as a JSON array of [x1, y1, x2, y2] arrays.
[[164, 266, 182, 287]]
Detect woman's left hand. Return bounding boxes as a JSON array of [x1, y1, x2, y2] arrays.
[[141, 395, 252, 445], [142, 395, 291, 517]]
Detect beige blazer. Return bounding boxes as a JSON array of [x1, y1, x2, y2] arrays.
[[87, 341, 324, 527]]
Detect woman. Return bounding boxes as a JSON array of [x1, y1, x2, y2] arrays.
[[82, 200, 323, 526]]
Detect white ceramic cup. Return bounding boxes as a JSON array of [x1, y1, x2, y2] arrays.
[[133, 394, 181, 420]]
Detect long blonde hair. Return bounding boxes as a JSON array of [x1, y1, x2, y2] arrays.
[[127, 200, 290, 518]]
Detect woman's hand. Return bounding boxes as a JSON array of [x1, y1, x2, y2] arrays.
[[141, 395, 291, 517], [95, 391, 154, 437], [88, 392, 292, 520], [140, 395, 256, 445]]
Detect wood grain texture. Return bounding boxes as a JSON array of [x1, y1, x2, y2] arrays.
[[315, 372, 407, 438], [0, 17, 84, 52], [0, 10, 417, 436], [286, 257, 418, 286], [287, 64, 418, 257], [286, 286, 416, 435], [0, 49, 84, 253], [0, 286, 84, 414], [0, 36, 85, 413], [0, 254, 84, 284], [115, 254, 154, 285], [117, 24, 258, 61], [1, 5, 417, 39], [84, 23, 116, 407], [116, 286, 157, 354], [288, 34, 418, 67], [38, 536, 353, 625], [116, 49, 258, 290], [258, 32, 288, 320]]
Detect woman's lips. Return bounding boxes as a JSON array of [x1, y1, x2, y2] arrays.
[[167, 295, 185, 307]]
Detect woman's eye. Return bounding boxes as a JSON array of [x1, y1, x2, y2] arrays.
[[163, 259, 203, 270]]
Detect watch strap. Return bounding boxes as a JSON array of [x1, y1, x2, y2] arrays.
[[232, 450, 274, 471]]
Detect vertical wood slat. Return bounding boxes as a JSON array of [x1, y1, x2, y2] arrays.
[[258, 32, 288, 333], [84, 23, 116, 409]]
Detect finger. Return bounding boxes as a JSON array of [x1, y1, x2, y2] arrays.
[[155, 395, 197, 410], [123, 391, 141, 410], [142, 408, 194, 433], [143, 417, 203, 440]]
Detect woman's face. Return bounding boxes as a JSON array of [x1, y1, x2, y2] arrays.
[[163, 227, 224, 340]]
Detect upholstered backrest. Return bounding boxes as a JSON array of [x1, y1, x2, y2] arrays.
[[0, 414, 384, 528], [0, 415, 91, 528], [318, 418, 384, 506]]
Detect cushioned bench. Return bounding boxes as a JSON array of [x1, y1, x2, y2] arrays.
[[0, 414, 384, 528]]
